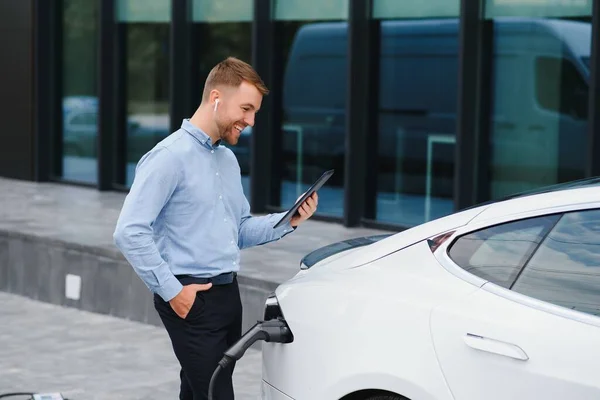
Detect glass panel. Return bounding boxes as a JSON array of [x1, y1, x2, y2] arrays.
[[487, 16, 592, 199], [273, 1, 348, 217], [485, 0, 592, 18], [372, 1, 460, 227], [582, 56, 590, 69], [193, 1, 253, 197], [117, 1, 171, 186], [448, 215, 560, 288], [513, 210, 600, 317], [273, 0, 348, 21], [498, 176, 600, 200], [535, 57, 588, 119], [116, 0, 171, 23], [61, 0, 99, 184], [193, 0, 252, 22], [373, 0, 459, 19]]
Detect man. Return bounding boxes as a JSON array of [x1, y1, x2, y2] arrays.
[[113, 57, 318, 399]]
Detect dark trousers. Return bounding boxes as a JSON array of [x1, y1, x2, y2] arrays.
[[154, 277, 243, 400]]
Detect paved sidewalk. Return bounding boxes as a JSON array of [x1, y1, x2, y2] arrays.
[[0, 292, 262, 399], [0, 177, 394, 399], [0, 177, 393, 285]]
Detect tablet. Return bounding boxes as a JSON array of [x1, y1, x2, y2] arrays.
[[273, 169, 334, 229]]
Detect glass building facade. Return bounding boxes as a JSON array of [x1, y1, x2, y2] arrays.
[[25, 0, 600, 231]]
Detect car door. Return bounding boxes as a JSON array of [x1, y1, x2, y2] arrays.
[[430, 209, 600, 400]]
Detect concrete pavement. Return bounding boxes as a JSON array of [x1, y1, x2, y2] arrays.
[[0, 292, 262, 399], [0, 177, 394, 331], [0, 177, 394, 399]]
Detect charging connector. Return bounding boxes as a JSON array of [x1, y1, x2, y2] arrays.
[[208, 318, 293, 400]]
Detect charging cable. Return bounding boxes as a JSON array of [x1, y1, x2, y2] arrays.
[[208, 318, 293, 400]]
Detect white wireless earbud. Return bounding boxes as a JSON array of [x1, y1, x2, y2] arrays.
[[214, 99, 219, 112]]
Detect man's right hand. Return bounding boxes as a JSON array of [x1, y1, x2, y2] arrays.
[[169, 283, 213, 319]]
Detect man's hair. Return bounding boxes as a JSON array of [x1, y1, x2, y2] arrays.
[[202, 57, 269, 101]]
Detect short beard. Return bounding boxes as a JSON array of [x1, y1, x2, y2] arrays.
[[215, 118, 230, 143], [219, 121, 239, 146]]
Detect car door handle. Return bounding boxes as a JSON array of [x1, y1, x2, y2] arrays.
[[464, 333, 529, 361]]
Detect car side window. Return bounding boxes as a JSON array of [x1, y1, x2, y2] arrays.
[[448, 215, 560, 288], [512, 209, 600, 317]]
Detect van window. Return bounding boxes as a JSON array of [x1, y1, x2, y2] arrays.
[[534, 56, 588, 120]]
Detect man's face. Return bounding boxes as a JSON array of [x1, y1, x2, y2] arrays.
[[214, 81, 263, 146]]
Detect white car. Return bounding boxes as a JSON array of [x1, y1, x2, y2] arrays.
[[261, 179, 600, 400]]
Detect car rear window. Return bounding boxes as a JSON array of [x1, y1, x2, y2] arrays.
[[512, 209, 600, 317], [448, 215, 560, 288]]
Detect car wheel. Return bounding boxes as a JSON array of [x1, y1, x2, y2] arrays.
[[343, 391, 407, 400]]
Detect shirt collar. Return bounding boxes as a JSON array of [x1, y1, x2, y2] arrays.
[[181, 119, 221, 149]]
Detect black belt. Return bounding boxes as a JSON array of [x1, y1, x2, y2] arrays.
[[175, 271, 237, 286]]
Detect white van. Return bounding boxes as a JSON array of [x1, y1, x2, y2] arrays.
[[281, 17, 591, 203]]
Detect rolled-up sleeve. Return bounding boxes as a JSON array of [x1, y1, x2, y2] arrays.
[[237, 196, 295, 250], [113, 146, 183, 301]]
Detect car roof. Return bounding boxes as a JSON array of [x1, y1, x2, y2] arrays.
[[468, 177, 600, 224], [344, 178, 600, 268]]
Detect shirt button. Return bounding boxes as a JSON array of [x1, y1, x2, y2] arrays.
[[219, 195, 222, 199], [230, 240, 234, 244], [224, 218, 227, 222], [216, 172, 219, 176], [233, 261, 236, 265], [211, 150, 214, 154]]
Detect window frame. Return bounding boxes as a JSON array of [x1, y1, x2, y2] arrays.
[[511, 207, 600, 317], [432, 201, 600, 327], [447, 213, 561, 288]]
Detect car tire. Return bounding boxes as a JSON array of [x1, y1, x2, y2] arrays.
[[366, 396, 406, 400]]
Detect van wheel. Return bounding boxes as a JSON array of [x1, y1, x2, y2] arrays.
[[366, 396, 406, 400]]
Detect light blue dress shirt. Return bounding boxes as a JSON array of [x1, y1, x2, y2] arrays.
[[113, 119, 294, 301]]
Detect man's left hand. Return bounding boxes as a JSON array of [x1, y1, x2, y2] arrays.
[[290, 192, 318, 227]]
